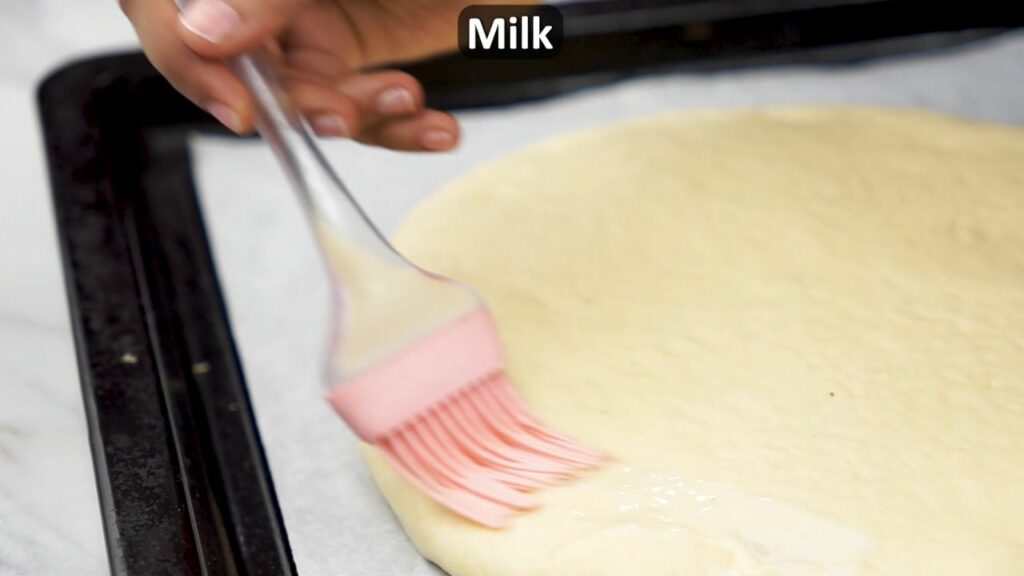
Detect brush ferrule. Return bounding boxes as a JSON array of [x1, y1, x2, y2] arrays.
[[325, 308, 504, 441]]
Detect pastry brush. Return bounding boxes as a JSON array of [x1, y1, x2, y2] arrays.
[[176, 3, 604, 527]]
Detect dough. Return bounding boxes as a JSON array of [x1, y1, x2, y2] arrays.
[[365, 107, 1024, 575]]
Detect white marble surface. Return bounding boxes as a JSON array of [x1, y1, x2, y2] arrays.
[[194, 30, 1024, 576], [3, 0, 1024, 574], [0, 2, 138, 576]]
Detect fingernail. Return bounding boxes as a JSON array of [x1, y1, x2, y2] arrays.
[[420, 129, 455, 151], [206, 102, 242, 132], [180, 0, 241, 43], [376, 87, 416, 116], [310, 114, 350, 137]]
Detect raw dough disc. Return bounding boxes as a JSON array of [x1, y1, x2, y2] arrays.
[[365, 107, 1024, 576]]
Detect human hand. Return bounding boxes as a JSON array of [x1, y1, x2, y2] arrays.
[[120, 0, 471, 151]]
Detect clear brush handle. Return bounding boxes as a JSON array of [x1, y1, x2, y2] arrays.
[[175, 2, 479, 381], [232, 51, 408, 267], [171, 0, 402, 265], [169, 16, 482, 383], [232, 50, 480, 379]]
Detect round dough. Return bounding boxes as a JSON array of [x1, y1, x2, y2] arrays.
[[366, 107, 1024, 576]]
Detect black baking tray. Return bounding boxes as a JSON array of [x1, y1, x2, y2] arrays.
[[38, 1, 1023, 574]]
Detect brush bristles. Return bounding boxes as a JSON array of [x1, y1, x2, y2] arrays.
[[376, 373, 604, 528]]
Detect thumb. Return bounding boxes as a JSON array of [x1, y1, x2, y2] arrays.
[[178, 0, 303, 57]]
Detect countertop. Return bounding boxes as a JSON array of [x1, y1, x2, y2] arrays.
[[0, 2, 137, 575]]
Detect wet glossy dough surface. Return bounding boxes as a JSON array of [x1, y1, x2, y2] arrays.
[[366, 108, 1024, 576]]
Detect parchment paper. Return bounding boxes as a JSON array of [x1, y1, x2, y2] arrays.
[[192, 31, 1024, 575]]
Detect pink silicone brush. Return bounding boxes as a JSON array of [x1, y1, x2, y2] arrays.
[[178, 5, 605, 526]]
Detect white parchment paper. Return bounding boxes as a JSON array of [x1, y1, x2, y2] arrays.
[[192, 31, 1024, 575]]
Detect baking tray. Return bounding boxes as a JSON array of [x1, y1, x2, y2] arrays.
[[38, 1, 1024, 574]]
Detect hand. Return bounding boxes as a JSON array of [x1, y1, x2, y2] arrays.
[[120, 0, 471, 151]]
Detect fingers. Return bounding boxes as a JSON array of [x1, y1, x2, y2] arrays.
[[123, 0, 459, 149], [121, 0, 255, 133], [286, 76, 361, 138], [357, 110, 461, 152], [178, 0, 303, 57], [302, 70, 458, 151], [335, 71, 424, 127]]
